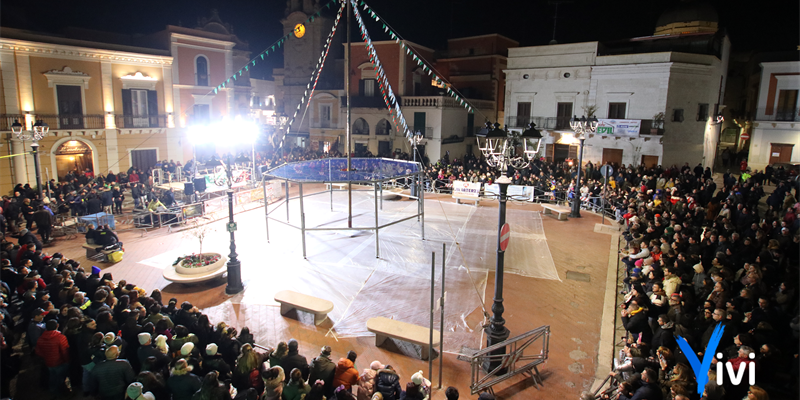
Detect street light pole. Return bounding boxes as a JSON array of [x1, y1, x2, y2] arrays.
[[30, 142, 42, 200], [224, 154, 244, 295], [569, 115, 597, 218], [484, 174, 511, 371], [12, 119, 48, 200]]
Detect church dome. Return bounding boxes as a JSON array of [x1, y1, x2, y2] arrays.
[[655, 1, 719, 35]]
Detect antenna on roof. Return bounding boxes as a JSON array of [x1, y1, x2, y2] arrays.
[[548, 0, 573, 45]]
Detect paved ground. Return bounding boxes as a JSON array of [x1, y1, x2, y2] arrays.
[[8, 187, 618, 400]]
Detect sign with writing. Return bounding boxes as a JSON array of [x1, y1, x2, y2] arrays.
[[596, 119, 641, 136], [226, 222, 238, 232], [55, 140, 91, 155], [452, 180, 481, 199]]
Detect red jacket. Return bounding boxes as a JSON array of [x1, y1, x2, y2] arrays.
[[35, 330, 69, 367]]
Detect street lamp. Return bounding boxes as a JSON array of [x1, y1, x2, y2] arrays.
[[224, 154, 244, 295], [475, 121, 542, 372], [407, 129, 424, 196], [11, 119, 49, 199], [568, 115, 597, 218]]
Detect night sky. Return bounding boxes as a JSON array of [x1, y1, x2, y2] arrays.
[[1, 0, 797, 79]]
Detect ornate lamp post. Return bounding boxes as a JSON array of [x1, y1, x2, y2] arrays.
[[568, 115, 597, 218], [11, 119, 49, 199], [475, 121, 542, 371], [224, 154, 244, 295], [408, 130, 424, 197]]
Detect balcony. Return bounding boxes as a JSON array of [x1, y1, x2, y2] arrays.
[[754, 107, 800, 122], [342, 96, 387, 108], [36, 114, 107, 130], [115, 114, 168, 129], [403, 96, 494, 111], [504, 116, 567, 130], [639, 119, 665, 135]]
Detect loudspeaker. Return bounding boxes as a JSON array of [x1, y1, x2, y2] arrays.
[[184, 182, 194, 196], [193, 177, 207, 193]]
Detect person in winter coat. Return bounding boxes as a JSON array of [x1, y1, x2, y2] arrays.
[[88, 345, 136, 400], [308, 346, 336, 395], [262, 365, 285, 400], [280, 339, 309, 383], [203, 343, 232, 381], [356, 361, 384, 400], [282, 368, 311, 400], [191, 371, 231, 400], [332, 351, 359, 391], [621, 301, 652, 344], [651, 315, 677, 354], [399, 382, 425, 400], [167, 359, 202, 400], [375, 366, 402, 400], [36, 319, 70, 395]]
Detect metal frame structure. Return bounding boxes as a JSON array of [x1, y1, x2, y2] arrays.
[[469, 325, 551, 395], [263, 158, 424, 258]]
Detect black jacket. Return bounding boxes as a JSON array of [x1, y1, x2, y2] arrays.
[[281, 350, 310, 382], [622, 309, 652, 344], [375, 369, 402, 400], [651, 322, 677, 352]]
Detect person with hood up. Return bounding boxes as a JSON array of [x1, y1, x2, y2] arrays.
[[332, 350, 359, 391], [261, 365, 285, 400], [167, 359, 202, 400], [283, 367, 311, 400], [125, 382, 156, 400], [356, 361, 384, 400], [375, 365, 402, 400], [308, 345, 336, 395]]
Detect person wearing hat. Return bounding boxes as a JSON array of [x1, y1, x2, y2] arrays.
[[26, 307, 47, 348], [137, 332, 167, 370], [125, 382, 155, 400], [308, 345, 336, 395], [202, 343, 231, 380], [168, 359, 202, 400], [176, 342, 202, 372], [88, 345, 135, 400], [356, 361, 384, 400]]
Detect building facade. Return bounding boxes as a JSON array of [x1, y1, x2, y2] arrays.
[[747, 61, 800, 170], [0, 14, 251, 195]]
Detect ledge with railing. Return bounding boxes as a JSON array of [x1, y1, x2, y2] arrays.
[[0, 113, 170, 131], [402, 96, 494, 111], [504, 116, 571, 130], [754, 107, 800, 122]]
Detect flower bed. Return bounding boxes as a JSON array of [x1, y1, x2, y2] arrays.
[[175, 253, 227, 275]]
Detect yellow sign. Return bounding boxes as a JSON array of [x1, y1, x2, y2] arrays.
[[293, 23, 305, 38]]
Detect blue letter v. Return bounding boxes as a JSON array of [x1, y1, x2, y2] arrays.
[[676, 323, 725, 395]]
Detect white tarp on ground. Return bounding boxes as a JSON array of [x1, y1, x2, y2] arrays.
[[158, 189, 559, 353]]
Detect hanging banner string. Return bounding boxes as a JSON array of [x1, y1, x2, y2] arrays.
[[278, 0, 346, 151], [349, 0, 411, 137], [357, 0, 488, 120], [204, 0, 340, 98]]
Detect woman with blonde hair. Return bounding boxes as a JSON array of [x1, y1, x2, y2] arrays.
[[660, 362, 695, 398], [232, 344, 261, 393], [269, 341, 288, 368]]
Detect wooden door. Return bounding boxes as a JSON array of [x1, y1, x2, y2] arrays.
[[602, 148, 623, 166], [56, 85, 83, 128], [769, 143, 794, 164], [641, 155, 659, 168]]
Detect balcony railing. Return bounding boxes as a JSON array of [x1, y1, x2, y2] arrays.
[[342, 96, 387, 108], [35, 114, 106, 129], [115, 114, 168, 128], [505, 116, 566, 130], [402, 96, 494, 111], [754, 107, 800, 121], [0, 113, 170, 131], [0, 114, 25, 131]]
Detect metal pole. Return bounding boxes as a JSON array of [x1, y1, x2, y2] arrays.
[[601, 169, 608, 225], [438, 242, 445, 389], [225, 156, 244, 295], [379, 181, 383, 210], [429, 251, 435, 377], [300, 183, 306, 259], [484, 180, 510, 372], [263, 179, 270, 243], [285, 178, 290, 222], [569, 137, 585, 218], [374, 183, 379, 258], [411, 142, 417, 197], [346, 0, 352, 229], [420, 170, 425, 239], [329, 161, 333, 211], [31, 142, 43, 200]]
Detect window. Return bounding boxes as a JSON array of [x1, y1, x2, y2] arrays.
[[360, 79, 376, 97], [376, 119, 391, 135], [776, 90, 798, 121], [320, 104, 332, 128], [413, 112, 426, 136], [121, 89, 159, 128], [131, 89, 149, 127], [556, 102, 573, 129], [515, 102, 531, 127], [56, 85, 84, 129], [608, 102, 627, 119], [697, 103, 709, 121], [467, 113, 475, 137], [193, 104, 210, 124], [196, 56, 209, 86], [252, 96, 261, 107], [672, 109, 684, 122], [353, 118, 369, 135]]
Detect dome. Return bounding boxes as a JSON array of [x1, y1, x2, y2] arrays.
[[655, 1, 719, 35]]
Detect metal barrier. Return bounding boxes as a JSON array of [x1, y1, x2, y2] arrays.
[[469, 325, 550, 395]]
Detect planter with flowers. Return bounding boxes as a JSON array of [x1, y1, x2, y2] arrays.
[[173, 224, 226, 275]]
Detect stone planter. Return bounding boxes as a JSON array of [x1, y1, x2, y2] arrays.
[[175, 253, 227, 275]]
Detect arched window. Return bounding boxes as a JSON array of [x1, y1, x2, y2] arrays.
[[196, 56, 209, 86], [353, 118, 369, 135], [376, 119, 391, 135]]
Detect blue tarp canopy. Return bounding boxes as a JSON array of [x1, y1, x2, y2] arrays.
[[265, 158, 420, 183]]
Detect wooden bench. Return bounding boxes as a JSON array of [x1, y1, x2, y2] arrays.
[[541, 204, 570, 221], [274, 290, 334, 326], [367, 317, 440, 360], [453, 194, 480, 206], [81, 243, 116, 262]]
